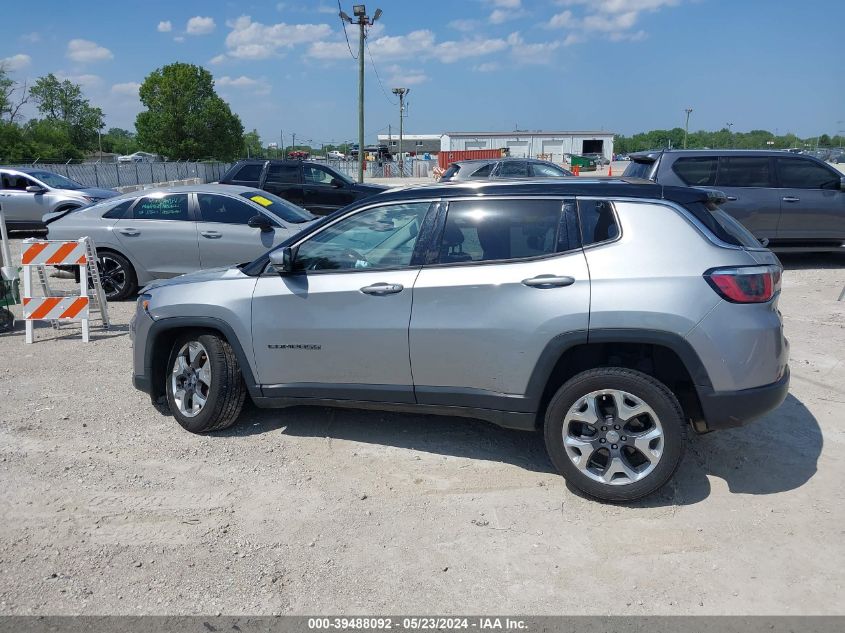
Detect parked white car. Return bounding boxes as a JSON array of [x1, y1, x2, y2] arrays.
[[117, 151, 160, 163], [327, 151, 346, 160]]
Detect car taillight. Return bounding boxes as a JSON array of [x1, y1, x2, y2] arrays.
[[704, 265, 781, 303]]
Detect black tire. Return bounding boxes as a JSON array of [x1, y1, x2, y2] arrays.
[[544, 368, 686, 502], [97, 250, 137, 301], [165, 333, 247, 433]]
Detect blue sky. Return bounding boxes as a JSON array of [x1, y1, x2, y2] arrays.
[[1, 0, 843, 147]]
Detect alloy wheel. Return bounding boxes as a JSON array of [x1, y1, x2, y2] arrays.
[[98, 255, 127, 298], [170, 341, 212, 418], [562, 389, 664, 485]]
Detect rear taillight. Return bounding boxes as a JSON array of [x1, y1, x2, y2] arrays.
[[704, 265, 781, 303]]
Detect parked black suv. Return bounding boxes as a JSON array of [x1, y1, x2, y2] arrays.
[[623, 149, 845, 251], [219, 160, 387, 216]]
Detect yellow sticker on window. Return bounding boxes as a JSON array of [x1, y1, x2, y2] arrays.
[[250, 195, 273, 207]]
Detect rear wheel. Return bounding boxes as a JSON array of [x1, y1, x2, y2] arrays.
[[165, 333, 246, 433], [544, 368, 686, 502]]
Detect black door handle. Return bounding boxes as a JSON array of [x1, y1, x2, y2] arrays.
[[360, 282, 404, 295], [522, 275, 576, 288]]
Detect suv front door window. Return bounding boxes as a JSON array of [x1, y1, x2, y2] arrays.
[[250, 201, 435, 390], [302, 164, 354, 215], [775, 157, 845, 240], [196, 193, 286, 268], [410, 198, 590, 405]]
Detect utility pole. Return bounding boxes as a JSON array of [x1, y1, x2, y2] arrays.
[[726, 122, 733, 148], [683, 108, 693, 149], [392, 87, 409, 177], [340, 4, 382, 183]]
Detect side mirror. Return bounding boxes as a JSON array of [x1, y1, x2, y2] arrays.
[[330, 178, 344, 188], [247, 214, 273, 232], [269, 246, 295, 275], [26, 185, 45, 194]]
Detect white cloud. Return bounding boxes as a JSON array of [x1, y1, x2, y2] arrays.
[[209, 54, 227, 65], [448, 19, 480, 32], [20, 32, 41, 43], [473, 62, 500, 72], [226, 15, 332, 59], [507, 32, 560, 64], [66, 39, 113, 63], [491, 0, 522, 7], [157, 20, 172, 33], [58, 73, 103, 89], [187, 16, 216, 35], [434, 36, 509, 63], [563, 33, 585, 46], [1, 53, 32, 71], [217, 75, 271, 95], [546, 0, 679, 41], [111, 82, 140, 96], [384, 65, 428, 86]]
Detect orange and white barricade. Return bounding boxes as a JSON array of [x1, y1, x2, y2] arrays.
[[20, 237, 109, 343]]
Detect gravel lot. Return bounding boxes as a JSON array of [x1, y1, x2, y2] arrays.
[[0, 235, 844, 615]]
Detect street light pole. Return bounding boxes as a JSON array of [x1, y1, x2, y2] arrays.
[[392, 87, 409, 177], [340, 4, 382, 183], [726, 122, 733, 148], [683, 108, 693, 149]]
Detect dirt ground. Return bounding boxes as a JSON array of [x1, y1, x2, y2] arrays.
[[0, 236, 843, 616]]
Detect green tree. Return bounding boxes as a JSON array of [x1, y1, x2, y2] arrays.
[[101, 127, 139, 155], [242, 128, 263, 157], [29, 73, 104, 150], [135, 63, 244, 160]]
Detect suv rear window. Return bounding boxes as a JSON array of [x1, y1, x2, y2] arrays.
[[672, 157, 717, 186], [624, 159, 656, 180], [231, 163, 263, 183]]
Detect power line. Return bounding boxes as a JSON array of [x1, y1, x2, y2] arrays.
[[365, 27, 397, 105], [337, 0, 357, 60]]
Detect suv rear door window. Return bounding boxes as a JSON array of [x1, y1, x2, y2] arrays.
[[672, 157, 718, 186], [266, 163, 300, 184], [716, 157, 773, 187], [775, 157, 840, 189], [131, 194, 190, 220], [437, 199, 570, 264], [497, 161, 529, 178], [102, 199, 134, 219], [231, 164, 263, 183]]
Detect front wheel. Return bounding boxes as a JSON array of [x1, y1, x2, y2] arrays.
[[97, 251, 137, 301], [165, 333, 247, 433], [544, 368, 687, 502]]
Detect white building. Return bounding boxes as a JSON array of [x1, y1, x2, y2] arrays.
[[440, 130, 615, 162]]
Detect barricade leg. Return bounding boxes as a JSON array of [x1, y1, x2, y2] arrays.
[[80, 263, 89, 343], [24, 264, 33, 344]]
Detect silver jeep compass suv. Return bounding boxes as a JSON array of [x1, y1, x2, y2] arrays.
[[131, 179, 790, 501]]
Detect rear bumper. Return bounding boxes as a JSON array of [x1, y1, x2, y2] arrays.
[[698, 367, 790, 430]]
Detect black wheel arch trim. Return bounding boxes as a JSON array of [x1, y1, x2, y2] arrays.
[[522, 328, 713, 411], [142, 316, 261, 400]]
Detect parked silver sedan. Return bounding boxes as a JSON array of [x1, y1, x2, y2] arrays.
[[439, 158, 573, 182], [45, 184, 315, 300], [0, 167, 118, 230]]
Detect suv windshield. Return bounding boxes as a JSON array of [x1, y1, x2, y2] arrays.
[[239, 191, 315, 224], [25, 171, 85, 190]]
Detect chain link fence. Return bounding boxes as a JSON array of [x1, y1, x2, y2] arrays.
[[314, 158, 436, 179], [1, 161, 232, 189]]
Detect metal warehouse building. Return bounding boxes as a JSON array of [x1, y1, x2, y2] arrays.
[[440, 131, 615, 163], [376, 134, 441, 155]]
